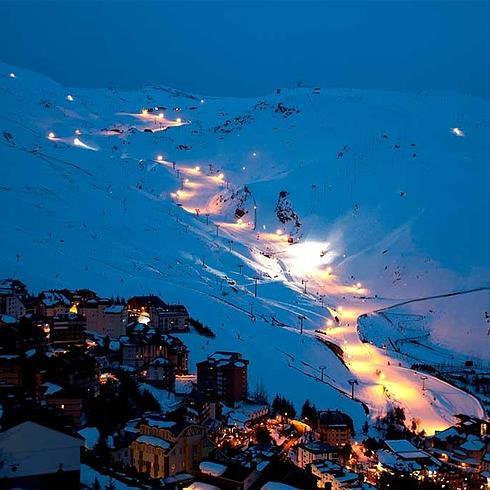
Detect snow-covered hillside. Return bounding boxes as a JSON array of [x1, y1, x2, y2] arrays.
[[1, 62, 488, 433], [359, 289, 490, 365]]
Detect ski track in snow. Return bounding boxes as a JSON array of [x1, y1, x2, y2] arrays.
[[0, 62, 488, 434]]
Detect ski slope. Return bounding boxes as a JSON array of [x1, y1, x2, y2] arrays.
[[0, 63, 488, 433]]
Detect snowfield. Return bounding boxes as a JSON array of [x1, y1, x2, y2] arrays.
[[0, 62, 488, 433], [359, 288, 490, 365]]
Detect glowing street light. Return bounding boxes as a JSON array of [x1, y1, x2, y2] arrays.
[[195, 166, 201, 172], [48, 132, 56, 140], [252, 151, 257, 157], [75, 129, 82, 135], [356, 282, 362, 289], [158, 113, 164, 119], [66, 94, 74, 102], [200, 99, 205, 104], [176, 117, 182, 123], [156, 155, 164, 162], [451, 127, 464, 137], [9, 72, 16, 78], [141, 108, 148, 115], [276, 229, 283, 236]]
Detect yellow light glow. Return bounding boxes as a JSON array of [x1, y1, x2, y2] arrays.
[[142, 109, 148, 115], [158, 113, 164, 119]]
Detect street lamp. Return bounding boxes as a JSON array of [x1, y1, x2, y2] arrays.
[[348, 379, 358, 399], [298, 315, 306, 334]]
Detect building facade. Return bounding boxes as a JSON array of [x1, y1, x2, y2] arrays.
[[130, 419, 209, 479], [197, 352, 249, 406]]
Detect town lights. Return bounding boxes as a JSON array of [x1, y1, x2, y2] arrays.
[[66, 94, 74, 101], [48, 132, 56, 140]]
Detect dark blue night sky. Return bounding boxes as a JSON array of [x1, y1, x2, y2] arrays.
[[1, 1, 489, 97]]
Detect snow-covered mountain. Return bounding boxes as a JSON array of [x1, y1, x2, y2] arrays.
[[1, 62, 488, 433]]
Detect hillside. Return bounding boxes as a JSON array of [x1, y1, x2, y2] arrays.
[[1, 63, 488, 433]]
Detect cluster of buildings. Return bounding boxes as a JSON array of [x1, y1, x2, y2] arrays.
[[1, 278, 489, 490]]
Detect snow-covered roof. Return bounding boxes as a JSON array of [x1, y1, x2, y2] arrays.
[[434, 426, 460, 441], [135, 435, 171, 450], [0, 314, 17, 324], [78, 426, 100, 450], [186, 483, 221, 490], [385, 439, 419, 454], [42, 381, 63, 395], [461, 436, 485, 452], [0, 421, 82, 478], [199, 460, 228, 476], [145, 418, 176, 429], [105, 304, 125, 314], [41, 290, 70, 306], [109, 340, 120, 351], [261, 482, 300, 490]]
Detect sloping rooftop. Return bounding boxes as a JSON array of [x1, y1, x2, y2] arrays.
[[135, 434, 171, 450], [0, 421, 82, 478]]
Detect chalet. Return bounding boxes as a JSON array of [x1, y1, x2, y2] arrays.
[[36, 290, 71, 317], [297, 441, 339, 469], [127, 295, 189, 333], [197, 460, 264, 490], [146, 357, 176, 391], [120, 338, 165, 369], [161, 334, 189, 374], [46, 388, 82, 426], [78, 299, 128, 337], [49, 313, 86, 346], [0, 279, 28, 319], [0, 421, 83, 489], [310, 460, 361, 489], [0, 353, 23, 387], [377, 439, 441, 475], [317, 410, 353, 447], [130, 418, 211, 479]]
